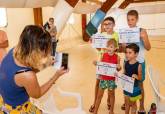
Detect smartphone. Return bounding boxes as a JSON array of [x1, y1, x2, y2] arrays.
[[62, 53, 68, 69]]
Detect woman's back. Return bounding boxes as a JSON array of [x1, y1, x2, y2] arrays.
[[0, 48, 31, 107]]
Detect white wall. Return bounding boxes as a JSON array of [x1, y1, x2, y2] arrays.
[[42, 7, 82, 39], [0, 8, 34, 49], [114, 13, 165, 36], [0, 7, 82, 50]]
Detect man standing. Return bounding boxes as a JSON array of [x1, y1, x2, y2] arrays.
[[0, 30, 8, 63], [44, 18, 58, 56], [44, 18, 56, 32]]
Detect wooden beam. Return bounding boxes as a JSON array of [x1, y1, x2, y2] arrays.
[[100, 0, 117, 13], [65, 0, 79, 7], [119, 0, 132, 9], [132, 0, 165, 3], [86, 0, 102, 5], [82, 0, 87, 41], [119, 0, 165, 9], [33, 8, 43, 26]]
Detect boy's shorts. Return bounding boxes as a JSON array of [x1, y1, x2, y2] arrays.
[[140, 61, 146, 82], [99, 80, 117, 90], [129, 95, 142, 102], [124, 86, 142, 102]]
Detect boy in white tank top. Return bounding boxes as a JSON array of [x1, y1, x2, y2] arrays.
[[121, 10, 151, 113]]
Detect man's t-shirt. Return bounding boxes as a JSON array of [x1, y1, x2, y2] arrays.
[[0, 30, 8, 63]]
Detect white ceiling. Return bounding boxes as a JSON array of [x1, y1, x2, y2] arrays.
[[0, 0, 164, 14], [0, 0, 58, 8]]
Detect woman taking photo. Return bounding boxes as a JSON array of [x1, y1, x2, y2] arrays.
[[0, 25, 68, 114]]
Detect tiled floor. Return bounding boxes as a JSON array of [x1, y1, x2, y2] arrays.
[[36, 36, 165, 114]]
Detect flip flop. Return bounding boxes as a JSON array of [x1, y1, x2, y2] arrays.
[[89, 105, 95, 113], [138, 110, 146, 114], [107, 104, 111, 110], [121, 103, 125, 110]]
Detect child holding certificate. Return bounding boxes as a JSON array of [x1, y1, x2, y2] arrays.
[[121, 10, 151, 113], [124, 43, 142, 114], [93, 39, 121, 114], [89, 17, 119, 113]]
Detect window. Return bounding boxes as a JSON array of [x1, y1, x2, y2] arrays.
[[0, 8, 7, 27]]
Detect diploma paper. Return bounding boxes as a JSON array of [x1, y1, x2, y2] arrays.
[[91, 33, 111, 48], [96, 62, 117, 77], [119, 28, 140, 43], [116, 73, 135, 93]]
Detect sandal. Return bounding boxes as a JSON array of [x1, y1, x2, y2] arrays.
[[89, 105, 95, 113], [121, 103, 125, 110], [138, 110, 146, 114], [107, 104, 111, 110]]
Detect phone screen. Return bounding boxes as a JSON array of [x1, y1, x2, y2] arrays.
[[62, 53, 68, 69]]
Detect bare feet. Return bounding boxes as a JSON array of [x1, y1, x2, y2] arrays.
[[107, 103, 111, 110], [121, 103, 125, 110], [139, 106, 146, 113]]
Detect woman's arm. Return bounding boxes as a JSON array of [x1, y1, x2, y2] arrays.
[[15, 67, 68, 99], [140, 29, 151, 51]]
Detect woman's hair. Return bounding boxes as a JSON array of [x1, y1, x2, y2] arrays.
[[127, 10, 139, 19], [107, 39, 117, 48], [14, 25, 52, 69], [103, 16, 115, 24]]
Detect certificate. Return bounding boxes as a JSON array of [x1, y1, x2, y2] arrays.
[[116, 73, 134, 93], [96, 62, 117, 77], [91, 33, 111, 48], [119, 28, 140, 43]]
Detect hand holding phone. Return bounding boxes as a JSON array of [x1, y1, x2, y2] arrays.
[[62, 53, 68, 69]]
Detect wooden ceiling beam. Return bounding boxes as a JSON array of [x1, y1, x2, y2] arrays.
[[82, 0, 87, 40], [119, 0, 133, 9], [65, 0, 79, 7], [132, 0, 165, 3], [33, 8, 43, 26], [101, 0, 117, 13], [86, 0, 102, 5], [119, 0, 165, 9]]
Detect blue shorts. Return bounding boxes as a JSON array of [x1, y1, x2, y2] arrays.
[[124, 86, 141, 102], [124, 86, 141, 97]]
